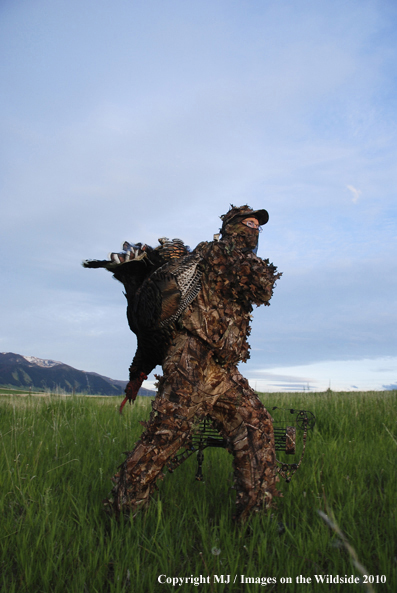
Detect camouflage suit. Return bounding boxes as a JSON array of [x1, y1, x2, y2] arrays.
[[108, 205, 282, 521]]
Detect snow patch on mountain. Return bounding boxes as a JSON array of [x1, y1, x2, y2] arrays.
[[23, 356, 63, 368]]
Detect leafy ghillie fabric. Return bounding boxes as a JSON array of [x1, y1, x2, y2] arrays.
[[107, 333, 279, 521], [182, 239, 279, 367], [103, 205, 283, 521]]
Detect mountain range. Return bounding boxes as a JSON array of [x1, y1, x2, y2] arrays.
[[0, 352, 155, 396]]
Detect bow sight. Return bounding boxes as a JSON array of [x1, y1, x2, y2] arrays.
[[167, 407, 315, 482]]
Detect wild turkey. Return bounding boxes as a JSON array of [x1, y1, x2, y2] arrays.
[[83, 238, 202, 411]]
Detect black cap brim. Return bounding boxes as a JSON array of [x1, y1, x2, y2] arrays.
[[234, 209, 269, 226], [250, 209, 269, 225]]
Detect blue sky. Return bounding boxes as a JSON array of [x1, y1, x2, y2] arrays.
[[1, 0, 396, 391]]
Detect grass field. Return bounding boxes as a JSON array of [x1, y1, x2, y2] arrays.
[[0, 389, 396, 592]]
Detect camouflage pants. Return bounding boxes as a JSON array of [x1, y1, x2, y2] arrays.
[[107, 333, 280, 521]]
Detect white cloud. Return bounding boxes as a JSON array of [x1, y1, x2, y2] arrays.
[[347, 184, 362, 203], [247, 356, 397, 392]]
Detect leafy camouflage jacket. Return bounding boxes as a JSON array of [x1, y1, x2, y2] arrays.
[[181, 236, 281, 366]]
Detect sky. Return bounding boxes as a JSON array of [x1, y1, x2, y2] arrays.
[[1, 0, 396, 392]]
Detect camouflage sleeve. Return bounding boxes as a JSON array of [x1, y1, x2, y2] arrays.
[[234, 252, 282, 306], [198, 241, 281, 307]]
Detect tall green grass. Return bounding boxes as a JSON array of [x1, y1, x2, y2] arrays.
[[0, 390, 396, 592]]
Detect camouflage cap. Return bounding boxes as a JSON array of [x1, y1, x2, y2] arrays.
[[220, 205, 269, 233]]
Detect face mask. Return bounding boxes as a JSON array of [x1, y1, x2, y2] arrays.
[[222, 220, 259, 251]]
